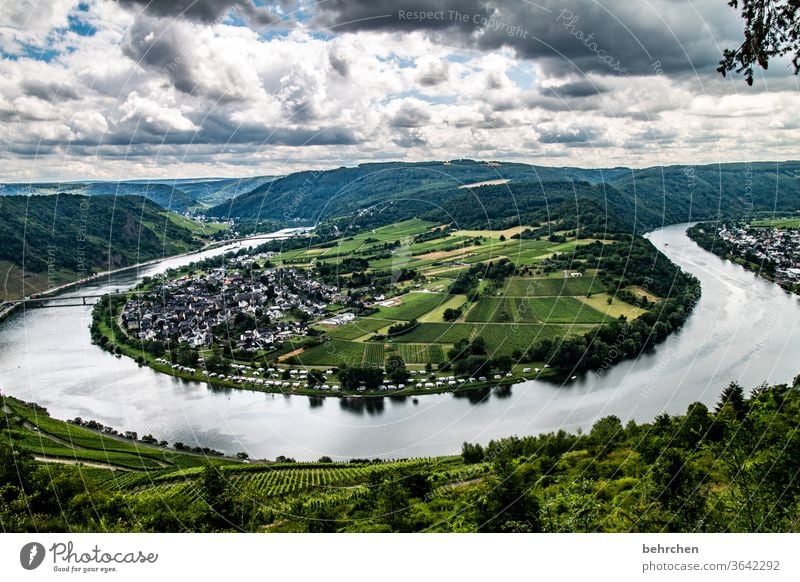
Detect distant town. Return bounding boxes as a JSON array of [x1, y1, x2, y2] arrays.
[[715, 223, 800, 284]]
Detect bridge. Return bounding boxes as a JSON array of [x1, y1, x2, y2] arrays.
[[1, 294, 112, 308]]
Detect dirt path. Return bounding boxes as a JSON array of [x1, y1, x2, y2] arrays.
[[33, 456, 133, 472], [278, 347, 305, 362]]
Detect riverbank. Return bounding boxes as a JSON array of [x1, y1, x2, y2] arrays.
[[0, 227, 312, 325], [4, 223, 800, 461], [686, 223, 799, 296]]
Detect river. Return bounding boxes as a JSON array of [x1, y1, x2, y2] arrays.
[[1, 223, 798, 461]]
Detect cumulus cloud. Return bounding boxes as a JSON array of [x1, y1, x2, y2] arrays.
[[0, 0, 796, 181]]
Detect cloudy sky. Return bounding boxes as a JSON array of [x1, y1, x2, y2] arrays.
[[0, 0, 797, 181]]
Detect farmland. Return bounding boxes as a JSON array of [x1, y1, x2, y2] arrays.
[[374, 292, 453, 320], [503, 276, 606, 297], [297, 339, 366, 367], [96, 216, 672, 395], [0, 396, 229, 472]]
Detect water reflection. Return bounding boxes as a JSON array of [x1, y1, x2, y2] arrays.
[[1, 224, 799, 460]]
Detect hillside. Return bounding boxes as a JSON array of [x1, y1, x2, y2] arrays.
[[3, 375, 800, 532], [207, 160, 800, 232], [0, 195, 218, 300], [0, 175, 273, 213]]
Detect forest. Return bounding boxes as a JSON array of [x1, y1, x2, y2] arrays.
[[0, 195, 212, 298], [208, 160, 800, 233]]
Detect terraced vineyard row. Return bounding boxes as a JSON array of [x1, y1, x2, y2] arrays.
[[397, 343, 446, 364], [131, 459, 453, 501], [363, 343, 386, 366]]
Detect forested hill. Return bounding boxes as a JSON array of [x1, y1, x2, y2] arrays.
[[419, 181, 633, 233], [0, 195, 210, 300], [207, 160, 800, 232], [0, 175, 273, 213]]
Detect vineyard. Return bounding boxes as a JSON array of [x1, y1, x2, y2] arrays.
[[472, 323, 592, 355], [503, 276, 606, 297], [321, 317, 390, 340], [391, 322, 475, 344], [465, 297, 542, 323], [132, 458, 462, 504], [375, 292, 453, 321], [363, 343, 386, 365], [527, 297, 609, 323], [397, 343, 446, 364], [297, 339, 366, 367]]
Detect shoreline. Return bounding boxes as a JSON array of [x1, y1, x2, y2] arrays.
[[0, 228, 308, 324]]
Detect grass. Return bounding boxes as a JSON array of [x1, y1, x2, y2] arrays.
[[752, 217, 800, 228], [374, 292, 453, 321], [417, 295, 467, 322], [0, 260, 59, 301], [575, 293, 647, 320]]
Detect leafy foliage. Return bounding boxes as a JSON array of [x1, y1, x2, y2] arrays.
[[719, 0, 800, 85]]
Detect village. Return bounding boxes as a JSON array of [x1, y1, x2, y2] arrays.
[[716, 223, 800, 284], [120, 255, 345, 353]]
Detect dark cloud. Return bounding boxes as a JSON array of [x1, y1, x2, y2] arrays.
[[312, 0, 742, 77], [392, 130, 427, 148], [539, 127, 596, 144], [118, 0, 287, 26], [546, 80, 608, 98], [329, 52, 349, 77], [314, 0, 491, 33], [390, 103, 432, 128], [121, 16, 198, 95], [21, 80, 82, 101]]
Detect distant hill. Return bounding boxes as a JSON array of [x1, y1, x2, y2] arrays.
[[0, 195, 217, 300], [0, 175, 274, 214], [206, 160, 800, 232]]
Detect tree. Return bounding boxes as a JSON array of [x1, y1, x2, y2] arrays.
[[462, 441, 485, 463], [386, 354, 408, 383], [442, 307, 462, 322], [720, 0, 800, 85]]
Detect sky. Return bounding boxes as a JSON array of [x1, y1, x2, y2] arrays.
[[0, 0, 798, 181]]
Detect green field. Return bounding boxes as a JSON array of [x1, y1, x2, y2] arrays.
[[465, 297, 541, 323], [392, 323, 475, 344], [752, 217, 800, 228], [319, 317, 390, 339], [466, 295, 608, 324], [297, 339, 366, 367], [473, 323, 593, 354], [0, 397, 222, 471], [503, 276, 606, 297], [397, 343, 446, 364], [527, 297, 609, 323], [374, 292, 452, 321], [363, 343, 386, 365]]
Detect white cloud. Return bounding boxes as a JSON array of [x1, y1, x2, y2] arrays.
[[0, 0, 797, 181]]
